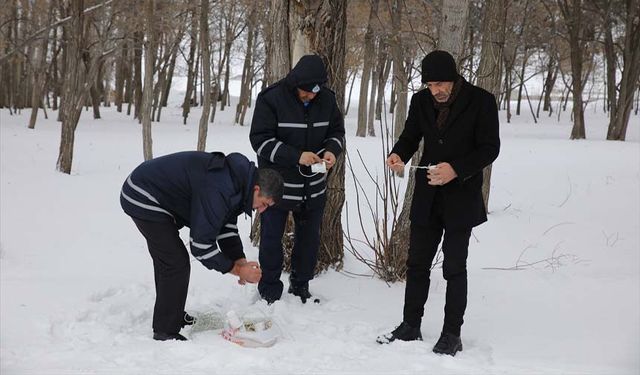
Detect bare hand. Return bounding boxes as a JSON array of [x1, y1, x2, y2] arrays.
[[230, 259, 262, 284], [427, 162, 458, 186], [323, 151, 336, 171], [299, 151, 323, 166], [386, 153, 405, 173]]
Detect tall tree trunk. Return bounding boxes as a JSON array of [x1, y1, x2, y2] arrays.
[[56, 0, 103, 173], [114, 40, 127, 112], [28, 1, 53, 129], [133, 30, 144, 120], [312, 0, 347, 273], [367, 36, 383, 136], [543, 54, 558, 114], [389, 0, 407, 142], [515, 47, 528, 116], [182, 1, 198, 125], [161, 42, 179, 108], [558, 0, 586, 139], [235, 5, 257, 126], [375, 40, 391, 121], [264, 0, 290, 85], [356, 0, 379, 137], [603, 11, 616, 115], [197, 0, 212, 151], [141, 0, 155, 160], [475, 0, 506, 212], [607, 0, 640, 141]]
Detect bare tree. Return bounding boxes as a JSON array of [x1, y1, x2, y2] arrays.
[[197, 0, 212, 151], [356, 0, 379, 137], [235, 2, 258, 126], [606, 0, 640, 141], [557, 0, 590, 139], [141, 0, 156, 161], [476, 0, 507, 211], [56, 0, 115, 173], [181, 0, 199, 125], [28, 0, 54, 129]]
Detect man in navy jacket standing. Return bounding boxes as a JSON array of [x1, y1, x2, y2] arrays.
[[249, 55, 345, 304], [377, 51, 500, 356], [120, 151, 283, 341]]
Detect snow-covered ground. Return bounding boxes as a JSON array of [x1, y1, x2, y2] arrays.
[[1, 95, 639, 374]]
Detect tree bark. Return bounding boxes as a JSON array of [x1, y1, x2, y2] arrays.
[[389, 0, 407, 142], [182, 0, 198, 125], [475, 0, 506, 212], [606, 0, 640, 141], [558, 0, 587, 139], [141, 0, 155, 160], [197, 0, 212, 151], [133, 30, 144, 120], [356, 0, 379, 137]]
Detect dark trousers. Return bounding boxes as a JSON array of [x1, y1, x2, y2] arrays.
[[133, 218, 190, 334], [403, 193, 472, 336], [258, 201, 325, 300]]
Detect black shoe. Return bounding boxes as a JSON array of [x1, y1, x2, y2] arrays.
[[261, 294, 279, 305], [288, 283, 312, 303], [376, 322, 423, 344], [153, 332, 187, 341], [181, 312, 196, 328], [258, 282, 283, 304], [432, 332, 463, 356]]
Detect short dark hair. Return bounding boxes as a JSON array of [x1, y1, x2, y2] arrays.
[[255, 168, 284, 203]]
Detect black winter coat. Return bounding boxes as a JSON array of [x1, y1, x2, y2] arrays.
[[120, 151, 255, 273], [391, 80, 500, 228], [249, 58, 345, 210]]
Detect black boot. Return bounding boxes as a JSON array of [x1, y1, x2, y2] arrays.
[[181, 312, 196, 328], [153, 332, 188, 341], [432, 332, 463, 356], [288, 283, 312, 304], [376, 322, 422, 344]]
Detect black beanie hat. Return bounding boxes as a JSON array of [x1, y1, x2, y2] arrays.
[[421, 50, 458, 83]]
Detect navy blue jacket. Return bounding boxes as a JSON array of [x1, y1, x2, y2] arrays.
[[120, 151, 256, 273], [249, 55, 345, 210]]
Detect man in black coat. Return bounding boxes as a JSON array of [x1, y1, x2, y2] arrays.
[[120, 151, 283, 341], [376, 50, 500, 356], [249, 55, 345, 304]]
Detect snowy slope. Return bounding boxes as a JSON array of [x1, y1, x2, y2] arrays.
[[1, 98, 639, 374]]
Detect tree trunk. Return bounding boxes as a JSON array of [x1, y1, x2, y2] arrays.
[[141, 0, 155, 160], [558, 0, 586, 139], [607, 0, 640, 141], [265, 0, 290, 85], [515, 47, 528, 116], [28, 1, 52, 129], [356, 0, 379, 137], [235, 5, 257, 126], [306, 0, 348, 273], [375, 40, 391, 121], [389, 0, 407, 142], [114, 40, 127, 112], [475, 0, 506, 212], [182, 1, 198, 125], [543, 54, 558, 114], [133, 30, 144, 120], [197, 0, 212, 151], [56, 0, 104, 173]]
